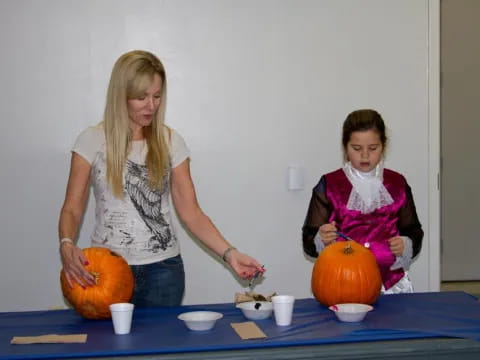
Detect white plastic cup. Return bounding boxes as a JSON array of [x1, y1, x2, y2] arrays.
[[109, 303, 134, 335], [271, 295, 295, 326]]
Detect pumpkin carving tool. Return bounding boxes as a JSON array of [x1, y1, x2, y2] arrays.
[[248, 265, 265, 291], [336, 231, 370, 249]]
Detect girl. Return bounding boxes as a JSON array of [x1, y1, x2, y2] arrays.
[[302, 109, 423, 293]]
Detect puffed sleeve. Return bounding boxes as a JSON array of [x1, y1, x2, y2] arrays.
[[397, 182, 423, 258], [302, 176, 332, 258]]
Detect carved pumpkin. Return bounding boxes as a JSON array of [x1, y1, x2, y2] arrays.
[[60, 247, 134, 319], [311, 241, 381, 306]]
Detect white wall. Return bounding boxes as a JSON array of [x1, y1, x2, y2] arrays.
[[0, 0, 439, 311]]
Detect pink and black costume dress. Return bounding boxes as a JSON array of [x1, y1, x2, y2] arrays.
[[302, 163, 423, 293]]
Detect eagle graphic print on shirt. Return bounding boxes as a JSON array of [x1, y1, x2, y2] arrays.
[[90, 150, 179, 265], [124, 159, 173, 252]]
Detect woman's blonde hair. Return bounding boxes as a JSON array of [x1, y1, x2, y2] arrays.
[[103, 50, 169, 198]]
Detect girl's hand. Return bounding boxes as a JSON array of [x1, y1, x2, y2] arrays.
[[388, 236, 405, 256], [319, 221, 338, 246], [225, 249, 265, 280], [60, 242, 95, 288]]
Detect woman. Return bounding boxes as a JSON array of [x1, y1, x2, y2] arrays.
[[59, 50, 264, 306]]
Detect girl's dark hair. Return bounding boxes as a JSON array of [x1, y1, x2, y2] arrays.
[[342, 109, 387, 149]]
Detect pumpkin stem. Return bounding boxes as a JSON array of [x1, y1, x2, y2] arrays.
[[343, 242, 354, 255], [91, 271, 100, 285]]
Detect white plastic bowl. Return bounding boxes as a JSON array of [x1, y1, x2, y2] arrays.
[[177, 311, 223, 331], [236, 301, 273, 320], [329, 303, 373, 323]]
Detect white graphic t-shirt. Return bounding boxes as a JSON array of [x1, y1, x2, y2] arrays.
[[72, 125, 190, 265]]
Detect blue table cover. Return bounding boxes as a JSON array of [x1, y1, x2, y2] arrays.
[[1, 291, 480, 359]]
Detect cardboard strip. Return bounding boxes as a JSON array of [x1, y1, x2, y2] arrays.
[[231, 322, 267, 339], [11, 334, 87, 344]]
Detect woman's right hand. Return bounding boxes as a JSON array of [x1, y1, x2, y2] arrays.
[[60, 242, 95, 288], [319, 221, 338, 246]]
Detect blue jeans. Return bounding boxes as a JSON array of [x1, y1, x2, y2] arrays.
[[130, 255, 185, 307]]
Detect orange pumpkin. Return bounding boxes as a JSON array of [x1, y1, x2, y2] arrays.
[[311, 241, 382, 306], [60, 247, 134, 319]]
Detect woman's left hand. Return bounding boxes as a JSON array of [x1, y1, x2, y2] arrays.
[[225, 249, 265, 279], [388, 236, 405, 256]]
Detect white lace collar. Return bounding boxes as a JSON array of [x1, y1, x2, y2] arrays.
[[343, 161, 393, 214]]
